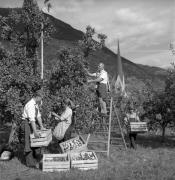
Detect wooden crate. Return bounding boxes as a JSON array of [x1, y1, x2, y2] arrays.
[[129, 122, 148, 133], [30, 129, 52, 147], [42, 153, 70, 172], [70, 151, 98, 170], [60, 136, 87, 154]]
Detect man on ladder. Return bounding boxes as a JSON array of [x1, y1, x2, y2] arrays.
[[86, 62, 110, 115]]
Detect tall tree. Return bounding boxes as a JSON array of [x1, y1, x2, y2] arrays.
[[0, 0, 54, 74], [0, 0, 54, 125], [143, 65, 175, 140], [79, 25, 107, 60]]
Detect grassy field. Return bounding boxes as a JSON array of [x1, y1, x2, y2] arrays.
[[1, 126, 175, 180]]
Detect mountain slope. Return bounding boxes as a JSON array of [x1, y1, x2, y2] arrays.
[[0, 7, 167, 87]]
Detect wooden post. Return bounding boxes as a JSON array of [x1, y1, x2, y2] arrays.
[[86, 134, 91, 146], [41, 23, 44, 80], [8, 122, 17, 145], [107, 97, 113, 158]]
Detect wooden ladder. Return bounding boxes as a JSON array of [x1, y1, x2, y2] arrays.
[[87, 96, 127, 158], [110, 102, 127, 150]]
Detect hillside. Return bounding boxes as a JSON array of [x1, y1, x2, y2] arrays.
[[0, 7, 167, 87]]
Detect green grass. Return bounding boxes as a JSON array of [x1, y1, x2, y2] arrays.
[[1, 127, 175, 180]]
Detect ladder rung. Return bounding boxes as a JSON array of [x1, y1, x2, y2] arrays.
[[94, 131, 109, 134], [111, 144, 124, 147], [111, 130, 120, 132], [110, 137, 122, 140], [88, 140, 108, 143], [87, 98, 128, 154], [95, 123, 109, 126], [88, 150, 108, 153]]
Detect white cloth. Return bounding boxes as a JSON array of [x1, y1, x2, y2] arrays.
[[22, 98, 41, 122], [53, 107, 72, 140], [97, 70, 108, 84], [90, 70, 109, 83]]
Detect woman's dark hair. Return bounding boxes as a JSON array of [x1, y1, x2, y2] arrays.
[[33, 90, 42, 98]]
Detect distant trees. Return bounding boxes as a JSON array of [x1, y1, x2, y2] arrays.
[[143, 65, 175, 140], [112, 77, 154, 126]]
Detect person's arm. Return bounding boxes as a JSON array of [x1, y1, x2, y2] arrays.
[[85, 69, 97, 77], [136, 113, 140, 122], [124, 117, 128, 126], [88, 77, 103, 83], [36, 107, 46, 130], [88, 73, 96, 77], [27, 104, 40, 137], [51, 112, 61, 120], [37, 116, 46, 130], [31, 121, 40, 138]]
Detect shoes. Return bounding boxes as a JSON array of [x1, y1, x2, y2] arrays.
[[28, 163, 40, 169]]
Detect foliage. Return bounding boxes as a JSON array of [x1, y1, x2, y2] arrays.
[[79, 25, 107, 60], [0, 0, 54, 73], [0, 1, 105, 135], [0, 0, 53, 124], [42, 49, 100, 133], [0, 44, 42, 124], [142, 64, 175, 139], [111, 77, 154, 124]]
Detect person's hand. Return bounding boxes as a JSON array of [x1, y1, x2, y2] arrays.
[[87, 79, 92, 83], [48, 112, 52, 118], [40, 126, 46, 131], [55, 117, 60, 121], [34, 131, 40, 138], [84, 68, 88, 73]]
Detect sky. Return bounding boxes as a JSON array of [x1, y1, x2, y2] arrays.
[[0, 0, 175, 68]]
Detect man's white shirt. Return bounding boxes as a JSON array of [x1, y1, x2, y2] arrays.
[[92, 70, 108, 84], [22, 98, 41, 122]]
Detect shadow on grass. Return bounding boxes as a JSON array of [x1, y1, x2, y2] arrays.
[[136, 134, 175, 149], [46, 137, 63, 154], [111, 132, 175, 149]]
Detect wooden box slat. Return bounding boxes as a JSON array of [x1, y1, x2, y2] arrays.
[[30, 129, 51, 139], [129, 122, 148, 133], [43, 168, 69, 172], [70, 151, 98, 170], [31, 134, 52, 147], [31, 133, 52, 143], [74, 167, 98, 170]]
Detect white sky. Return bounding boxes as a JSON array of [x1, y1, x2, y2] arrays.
[[0, 0, 175, 68]]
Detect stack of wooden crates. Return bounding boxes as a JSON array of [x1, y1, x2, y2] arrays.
[[42, 135, 98, 172]]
